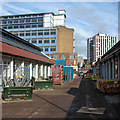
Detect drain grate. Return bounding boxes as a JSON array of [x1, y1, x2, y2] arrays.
[[77, 107, 105, 115]]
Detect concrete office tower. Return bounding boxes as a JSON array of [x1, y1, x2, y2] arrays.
[[87, 33, 118, 62], [0, 10, 66, 58]]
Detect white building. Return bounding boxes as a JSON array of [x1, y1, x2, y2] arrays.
[[87, 33, 118, 62], [0, 10, 66, 58]]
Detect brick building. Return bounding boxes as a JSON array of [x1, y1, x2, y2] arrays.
[[52, 52, 78, 71]]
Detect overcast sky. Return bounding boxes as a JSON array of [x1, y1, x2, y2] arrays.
[[1, 1, 118, 58]]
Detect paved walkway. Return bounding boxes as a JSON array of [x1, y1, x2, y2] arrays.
[[2, 77, 120, 119]]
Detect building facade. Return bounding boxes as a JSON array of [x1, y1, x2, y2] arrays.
[[77, 56, 84, 68], [87, 37, 93, 63], [0, 28, 55, 90], [55, 26, 75, 53], [0, 10, 67, 58], [93, 40, 120, 79], [52, 52, 78, 71], [87, 33, 118, 62]]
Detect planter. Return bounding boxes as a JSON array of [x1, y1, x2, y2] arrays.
[[3, 87, 33, 101], [34, 80, 53, 90]]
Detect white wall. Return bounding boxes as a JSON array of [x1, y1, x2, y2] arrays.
[[54, 15, 65, 26]]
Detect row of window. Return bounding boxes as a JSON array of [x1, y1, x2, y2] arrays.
[[2, 18, 43, 24], [3, 15, 43, 19], [31, 40, 55, 44], [16, 31, 56, 36], [1, 33, 42, 55], [40, 47, 56, 52], [54, 55, 76, 59], [98, 37, 116, 41], [2, 24, 43, 29]]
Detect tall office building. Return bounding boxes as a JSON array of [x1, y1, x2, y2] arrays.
[[87, 33, 118, 62], [0, 10, 68, 57]]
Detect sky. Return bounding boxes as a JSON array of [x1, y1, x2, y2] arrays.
[[0, 1, 119, 58]]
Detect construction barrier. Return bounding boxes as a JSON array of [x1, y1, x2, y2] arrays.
[[91, 74, 103, 81], [97, 79, 120, 94], [84, 73, 91, 79], [51, 65, 64, 85]]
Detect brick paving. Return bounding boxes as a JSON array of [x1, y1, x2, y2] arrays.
[[2, 76, 120, 119]]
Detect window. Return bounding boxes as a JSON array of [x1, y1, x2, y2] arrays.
[[20, 33, 24, 36], [70, 55, 74, 59], [20, 25, 24, 28], [8, 26, 12, 29], [31, 40, 37, 44], [38, 32, 43, 35], [26, 25, 30, 28], [38, 18, 43, 22], [61, 55, 66, 59], [38, 40, 42, 43], [32, 33, 36, 36], [54, 55, 59, 59], [38, 24, 43, 27], [14, 20, 18, 23], [44, 32, 49, 35], [32, 19, 37, 22], [2, 20, 7, 24], [8, 20, 12, 24], [26, 33, 30, 36], [32, 24, 37, 28], [45, 48, 49, 51], [26, 19, 31, 23], [44, 40, 49, 43], [50, 48, 56, 51], [51, 40, 55, 43], [3, 26, 7, 29], [14, 25, 18, 29], [20, 20, 24, 23], [51, 32, 56, 35]]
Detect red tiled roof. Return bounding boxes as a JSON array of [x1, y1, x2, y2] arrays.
[[0, 42, 55, 64]]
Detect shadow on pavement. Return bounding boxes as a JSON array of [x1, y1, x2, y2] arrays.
[[67, 88, 78, 96], [65, 78, 119, 120]]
